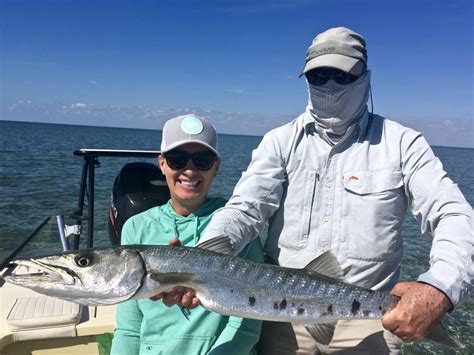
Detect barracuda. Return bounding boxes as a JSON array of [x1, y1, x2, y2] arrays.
[[3, 240, 463, 348]]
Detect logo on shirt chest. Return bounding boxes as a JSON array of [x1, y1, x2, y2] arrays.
[[348, 175, 359, 182]]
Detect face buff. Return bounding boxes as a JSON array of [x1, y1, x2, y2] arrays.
[[308, 70, 371, 142]]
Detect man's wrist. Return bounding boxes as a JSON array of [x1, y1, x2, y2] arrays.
[[417, 281, 453, 313]]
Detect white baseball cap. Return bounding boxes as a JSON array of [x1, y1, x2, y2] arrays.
[[160, 114, 219, 157], [300, 27, 368, 76]]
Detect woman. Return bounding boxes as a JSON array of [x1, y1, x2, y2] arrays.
[[111, 114, 263, 355]]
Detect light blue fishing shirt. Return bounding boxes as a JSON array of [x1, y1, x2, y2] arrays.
[[202, 109, 473, 306]]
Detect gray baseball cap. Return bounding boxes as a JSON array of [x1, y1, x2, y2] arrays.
[[160, 114, 219, 157], [300, 27, 368, 76]]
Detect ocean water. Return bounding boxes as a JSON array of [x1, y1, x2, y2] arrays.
[[0, 120, 472, 353]]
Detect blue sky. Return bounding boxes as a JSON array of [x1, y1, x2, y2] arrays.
[[1, 0, 473, 147]]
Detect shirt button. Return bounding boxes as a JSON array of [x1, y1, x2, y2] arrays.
[[322, 215, 329, 222], [325, 181, 333, 188]]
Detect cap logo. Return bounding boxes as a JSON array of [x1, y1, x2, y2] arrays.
[[311, 46, 336, 57], [181, 116, 203, 135], [306, 42, 367, 63]]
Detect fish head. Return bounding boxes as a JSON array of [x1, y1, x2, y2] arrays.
[[5, 247, 146, 306]]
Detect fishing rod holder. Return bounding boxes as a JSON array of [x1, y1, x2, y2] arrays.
[[56, 215, 82, 252]]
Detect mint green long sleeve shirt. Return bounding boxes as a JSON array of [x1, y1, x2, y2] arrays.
[[111, 197, 263, 355]]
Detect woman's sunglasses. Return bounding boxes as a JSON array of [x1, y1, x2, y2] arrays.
[[305, 68, 363, 86], [163, 150, 217, 171]]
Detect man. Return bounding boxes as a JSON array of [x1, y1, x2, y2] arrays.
[[195, 27, 473, 353]]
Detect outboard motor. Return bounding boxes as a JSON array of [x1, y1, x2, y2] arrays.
[[108, 162, 170, 245]]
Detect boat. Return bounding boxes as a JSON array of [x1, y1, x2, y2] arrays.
[[0, 149, 170, 355]]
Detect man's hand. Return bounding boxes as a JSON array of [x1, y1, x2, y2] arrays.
[[149, 238, 200, 309], [382, 281, 452, 341]]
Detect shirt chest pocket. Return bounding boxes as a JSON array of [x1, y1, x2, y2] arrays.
[[343, 170, 403, 195], [342, 169, 406, 262], [276, 168, 318, 250]]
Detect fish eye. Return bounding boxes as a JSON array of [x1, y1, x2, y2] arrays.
[[74, 252, 95, 267]]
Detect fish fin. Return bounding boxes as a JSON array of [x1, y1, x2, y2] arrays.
[[303, 251, 344, 281], [305, 323, 337, 345], [197, 236, 234, 255], [178, 305, 191, 321], [150, 273, 194, 321], [424, 322, 465, 349], [149, 272, 196, 285]]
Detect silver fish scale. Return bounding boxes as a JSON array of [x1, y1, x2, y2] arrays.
[[141, 246, 398, 322], [200, 260, 397, 322]]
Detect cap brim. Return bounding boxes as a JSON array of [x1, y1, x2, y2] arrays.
[[299, 54, 360, 77], [161, 140, 220, 158]]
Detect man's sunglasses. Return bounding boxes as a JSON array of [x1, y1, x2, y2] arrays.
[[163, 150, 217, 171], [305, 68, 363, 86]]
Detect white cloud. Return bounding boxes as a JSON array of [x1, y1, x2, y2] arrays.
[[71, 103, 88, 108], [2, 100, 473, 147], [397, 116, 473, 148]]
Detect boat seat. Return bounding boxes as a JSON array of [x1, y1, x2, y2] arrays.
[[6, 295, 83, 342], [108, 162, 170, 245]]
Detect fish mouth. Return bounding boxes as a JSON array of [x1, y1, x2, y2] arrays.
[[5, 259, 77, 286]]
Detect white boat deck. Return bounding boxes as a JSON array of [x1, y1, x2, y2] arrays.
[[1, 266, 116, 355]]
